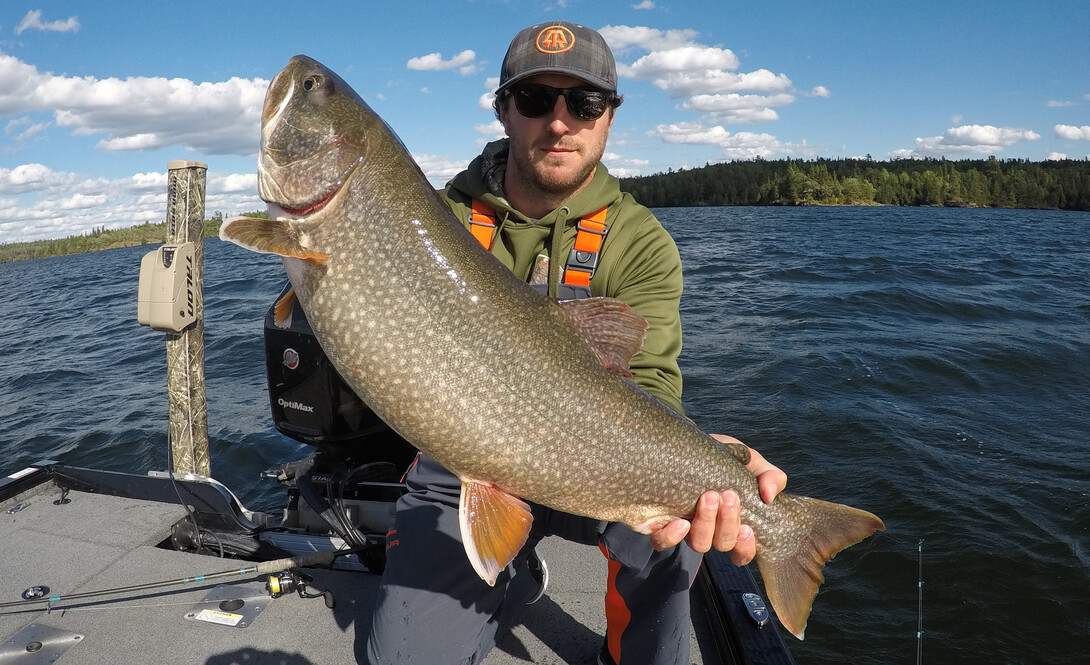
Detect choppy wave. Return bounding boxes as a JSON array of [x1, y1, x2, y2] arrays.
[[662, 206, 1090, 664], [3, 208, 1089, 663]]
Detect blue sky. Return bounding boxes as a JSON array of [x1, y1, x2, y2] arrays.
[[1, 0, 1088, 243]]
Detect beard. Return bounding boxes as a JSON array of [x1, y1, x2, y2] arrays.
[[506, 133, 607, 202]]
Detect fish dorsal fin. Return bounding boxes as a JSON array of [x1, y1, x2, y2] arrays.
[[559, 298, 648, 377], [458, 479, 533, 586], [220, 217, 330, 263]]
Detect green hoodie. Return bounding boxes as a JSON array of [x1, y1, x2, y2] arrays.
[[442, 140, 685, 414]]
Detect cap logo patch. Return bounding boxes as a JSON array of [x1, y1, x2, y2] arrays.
[[536, 26, 575, 54]]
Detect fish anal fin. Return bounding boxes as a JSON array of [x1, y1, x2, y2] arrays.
[[458, 479, 533, 586], [755, 495, 885, 640], [220, 216, 330, 263], [559, 297, 648, 376], [273, 288, 297, 329]]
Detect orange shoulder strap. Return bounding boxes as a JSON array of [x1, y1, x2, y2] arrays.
[[563, 207, 609, 287], [469, 199, 497, 250], [469, 200, 610, 288]]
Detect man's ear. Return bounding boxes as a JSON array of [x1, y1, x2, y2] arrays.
[[497, 102, 512, 136]]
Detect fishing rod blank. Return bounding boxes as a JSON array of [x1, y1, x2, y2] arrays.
[[0, 550, 337, 612]]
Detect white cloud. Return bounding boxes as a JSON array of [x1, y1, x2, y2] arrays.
[[888, 149, 917, 160], [1048, 100, 1076, 107], [1055, 124, 1090, 140], [897, 124, 1041, 157], [598, 26, 698, 52], [621, 45, 741, 81], [602, 24, 797, 133], [0, 53, 268, 156], [706, 108, 781, 125], [52, 193, 109, 210], [478, 77, 501, 111], [809, 86, 830, 98], [645, 69, 792, 99], [0, 164, 65, 193], [602, 151, 650, 176], [650, 122, 814, 160], [942, 125, 1040, 146], [12, 121, 49, 142], [681, 92, 795, 125], [682, 92, 795, 113], [473, 119, 505, 139], [0, 163, 262, 244], [406, 50, 479, 75], [411, 153, 469, 186], [632, 0, 655, 8], [1047, 152, 1068, 160], [15, 10, 80, 35]]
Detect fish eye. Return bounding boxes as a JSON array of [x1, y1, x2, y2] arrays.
[[303, 76, 324, 91]]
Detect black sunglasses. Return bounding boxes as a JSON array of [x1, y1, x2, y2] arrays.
[[509, 83, 614, 121]]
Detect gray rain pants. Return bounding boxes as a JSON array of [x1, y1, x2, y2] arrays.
[[362, 454, 704, 665]]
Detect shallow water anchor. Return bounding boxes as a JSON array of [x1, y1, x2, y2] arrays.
[[164, 159, 210, 476]]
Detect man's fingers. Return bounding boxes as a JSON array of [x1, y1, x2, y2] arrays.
[[687, 491, 721, 553], [649, 518, 690, 551], [745, 447, 788, 504], [709, 435, 788, 504], [729, 525, 756, 566], [711, 490, 740, 552]]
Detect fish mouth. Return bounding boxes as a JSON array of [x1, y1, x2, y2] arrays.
[[261, 151, 362, 219], [277, 179, 340, 217]]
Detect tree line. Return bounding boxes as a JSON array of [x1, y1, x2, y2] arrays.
[[619, 157, 1090, 210], [0, 218, 230, 264]]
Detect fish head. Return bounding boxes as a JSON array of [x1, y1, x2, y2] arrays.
[[258, 55, 376, 220]]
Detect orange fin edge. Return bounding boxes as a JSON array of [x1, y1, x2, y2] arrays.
[[458, 479, 533, 586], [273, 288, 297, 329]]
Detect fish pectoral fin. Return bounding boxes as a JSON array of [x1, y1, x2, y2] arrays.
[[558, 297, 649, 376], [458, 480, 533, 586], [273, 287, 297, 329], [754, 495, 885, 640], [220, 216, 330, 263]]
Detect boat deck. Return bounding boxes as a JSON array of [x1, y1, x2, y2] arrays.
[[0, 470, 736, 665]]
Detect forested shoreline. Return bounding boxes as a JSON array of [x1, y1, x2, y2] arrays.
[[0, 218, 232, 264], [620, 157, 1090, 210], [4, 159, 1088, 263]]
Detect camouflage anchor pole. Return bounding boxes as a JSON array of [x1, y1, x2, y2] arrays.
[[165, 160, 210, 476]]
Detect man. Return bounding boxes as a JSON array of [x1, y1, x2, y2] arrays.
[[365, 21, 786, 665]]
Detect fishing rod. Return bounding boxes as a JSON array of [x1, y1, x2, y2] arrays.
[[0, 550, 339, 613], [917, 539, 924, 665]]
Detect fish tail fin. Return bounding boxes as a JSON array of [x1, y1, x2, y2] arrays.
[[754, 495, 884, 640]]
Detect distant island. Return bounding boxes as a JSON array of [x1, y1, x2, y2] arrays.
[[619, 156, 1090, 209], [4, 157, 1089, 263], [0, 213, 265, 264]]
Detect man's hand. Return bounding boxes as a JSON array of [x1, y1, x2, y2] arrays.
[[648, 435, 787, 566]]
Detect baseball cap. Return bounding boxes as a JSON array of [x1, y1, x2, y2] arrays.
[[496, 22, 618, 95]]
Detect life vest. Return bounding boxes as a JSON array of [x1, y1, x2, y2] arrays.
[[470, 199, 609, 287]]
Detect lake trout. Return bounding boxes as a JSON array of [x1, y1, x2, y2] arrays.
[[221, 55, 883, 640]]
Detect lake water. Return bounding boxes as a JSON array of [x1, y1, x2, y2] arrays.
[[2, 206, 1088, 664]]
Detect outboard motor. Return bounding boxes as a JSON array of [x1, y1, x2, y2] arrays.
[[264, 284, 392, 451], [261, 284, 416, 568]]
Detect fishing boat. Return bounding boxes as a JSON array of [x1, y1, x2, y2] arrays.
[[0, 292, 794, 665]]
